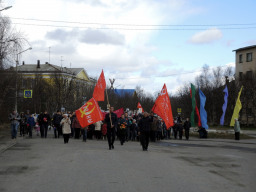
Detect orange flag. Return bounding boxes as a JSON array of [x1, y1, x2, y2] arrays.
[[152, 84, 174, 128], [75, 97, 103, 128], [137, 102, 144, 112], [93, 70, 106, 101]]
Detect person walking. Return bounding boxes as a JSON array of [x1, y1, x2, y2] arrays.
[[101, 123, 107, 140], [150, 116, 158, 142], [118, 114, 127, 145], [105, 106, 118, 150], [61, 114, 71, 144], [234, 119, 240, 140], [138, 112, 153, 151], [183, 118, 191, 140], [9, 110, 20, 139], [40, 111, 51, 138], [72, 114, 82, 139], [53, 110, 63, 138], [94, 121, 102, 140], [19, 112, 26, 137], [27, 114, 35, 138], [81, 126, 88, 142]]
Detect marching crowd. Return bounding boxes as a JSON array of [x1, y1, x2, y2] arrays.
[[9, 107, 194, 151]]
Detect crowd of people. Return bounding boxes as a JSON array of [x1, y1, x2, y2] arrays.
[[8, 108, 196, 151]]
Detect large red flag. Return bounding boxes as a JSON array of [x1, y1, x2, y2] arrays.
[[93, 70, 106, 101], [76, 97, 104, 128], [137, 102, 144, 113], [152, 84, 174, 128], [190, 89, 202, 127]]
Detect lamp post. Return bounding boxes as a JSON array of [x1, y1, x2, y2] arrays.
[[15, 47, 32, 112], [0, 6, 12, 12]]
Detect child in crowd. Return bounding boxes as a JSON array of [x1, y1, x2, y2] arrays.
[[34, 122, 40, 136]]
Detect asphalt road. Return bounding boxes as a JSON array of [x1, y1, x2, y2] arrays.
[[0, 132, 256, 192]]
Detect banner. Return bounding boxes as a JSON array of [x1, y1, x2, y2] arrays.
[[230, 86, 243, 126], [102, 108, 124, 119], [199, 89, 208, 129], [190, 84, 196, 127], [220, 85, 228, 125], [76, 97, 103, 128], [93, 70, 106, 101], [152, 84, 174, 128], [190, 86, 201, 127], [137, 102, 144, 113]]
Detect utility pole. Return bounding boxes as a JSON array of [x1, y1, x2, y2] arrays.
[[60, 56, 64, 68]]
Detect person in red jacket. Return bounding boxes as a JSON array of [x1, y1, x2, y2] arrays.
[[72, 114, 82, 139], [101, 123, 107, 140]]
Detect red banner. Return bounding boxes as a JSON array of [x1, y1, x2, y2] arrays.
[[102, 108, 124, 119], [93, 70, 106, 101], [76, 97, 103, 128], [137, 102, 144, 112], [190, 89, 202, 127], [152, 84, 174, 128]]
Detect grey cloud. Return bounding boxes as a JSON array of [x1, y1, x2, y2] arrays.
[[79, 29, 125, 45], [46, 28, 125, 45], [45, 29, 78, 42]]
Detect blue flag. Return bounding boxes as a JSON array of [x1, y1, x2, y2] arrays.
[[220, 85, 228, 125], [199, 89, 208, 129]]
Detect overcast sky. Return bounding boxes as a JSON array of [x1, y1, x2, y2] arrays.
[[1, 0, 256, 95]]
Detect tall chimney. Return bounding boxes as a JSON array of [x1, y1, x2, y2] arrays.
[[37, 60, 40, 68]]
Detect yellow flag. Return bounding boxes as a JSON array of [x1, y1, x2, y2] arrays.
[[230, 86, 243, 126]]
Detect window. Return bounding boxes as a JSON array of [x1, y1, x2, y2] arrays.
[[239, 72, 243, 81], [246, 71, 253, 80], [239, 54, 243, 63], [246, 53, 252, 62]]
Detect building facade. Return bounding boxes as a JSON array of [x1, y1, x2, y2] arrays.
[[234, 45, 256, 80], [233, 45, 256, 126]]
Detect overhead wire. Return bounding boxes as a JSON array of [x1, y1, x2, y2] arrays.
[[7, 17, 256, 30]]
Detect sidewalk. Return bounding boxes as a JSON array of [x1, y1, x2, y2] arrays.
[[0, 126, 17, 153]]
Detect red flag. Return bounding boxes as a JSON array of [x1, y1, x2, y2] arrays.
[[102, 108, 124, 118], [152, 84, 174, 128], [93, 70, 106, 101], [137, 102, 144, 112], [113, 108, 124, 118], [76, 97, 103, 128], [190, 89, 202, 127]]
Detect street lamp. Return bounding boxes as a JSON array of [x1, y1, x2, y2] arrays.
[[15, 47, 32, 112], [0, 6, 12, 12]]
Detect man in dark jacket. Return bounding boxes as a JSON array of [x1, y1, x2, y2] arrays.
[[138, 112, 153, 151], [183, 118, 191, 140], [41, 111, 51, 138], [53, 110, 62, 138], [105, 106, 118, 150]]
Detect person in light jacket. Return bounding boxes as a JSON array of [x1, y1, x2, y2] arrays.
[[94, 121, 103, 140], [61, 114, 71, 144], [234, 119, 240, 140]]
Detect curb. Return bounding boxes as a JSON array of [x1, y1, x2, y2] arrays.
[[0, 140, 17, 154]]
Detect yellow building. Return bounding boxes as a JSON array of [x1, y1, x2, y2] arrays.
[[17, 60, 96, 88]]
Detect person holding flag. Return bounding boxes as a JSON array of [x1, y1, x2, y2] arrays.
[[105, 106, 118, 150]]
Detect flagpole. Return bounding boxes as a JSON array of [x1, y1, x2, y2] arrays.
[[105, 87, 113, 127]]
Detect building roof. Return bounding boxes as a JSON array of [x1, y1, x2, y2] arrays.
[[114, 89, 135, 96], [14, 63, 95, 83], [233, 45, 256, 52]]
